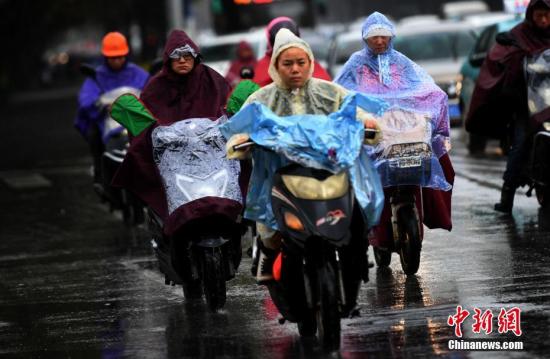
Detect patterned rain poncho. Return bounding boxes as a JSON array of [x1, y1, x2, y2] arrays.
[[335, 13, 455, 245], [335, 12, 451, 161]]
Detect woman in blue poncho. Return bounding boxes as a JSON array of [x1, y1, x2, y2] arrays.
[[335, 12, 455, 250]]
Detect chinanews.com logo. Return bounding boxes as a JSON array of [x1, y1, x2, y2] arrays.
[[447, 306, 524, 351]]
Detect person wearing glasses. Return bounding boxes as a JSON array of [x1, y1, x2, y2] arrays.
[[112, 30, 232, 231], [139, 29, 231, 124]]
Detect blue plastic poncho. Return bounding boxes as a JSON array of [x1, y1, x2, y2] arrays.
[[335, 12, 451, 162], [220, 92, 387, 230], [75, 62, 149, 137]]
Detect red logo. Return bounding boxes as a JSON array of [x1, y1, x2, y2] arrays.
[[447, 306, 522, 337], [316, 209, 346, 227]]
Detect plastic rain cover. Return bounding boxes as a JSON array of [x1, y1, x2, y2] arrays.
[[366, 108, 452, 190], [526, 49, 550, 118], [152, 117, 242, 214], [220, 92, 386, 230], [334, 12, 451, 161]]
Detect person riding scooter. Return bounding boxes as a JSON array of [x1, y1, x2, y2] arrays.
[[466, 0, 550, 213], [111, 30, 242, 309], [335, 12, 454, 269], [75, 31, 149, 184], [228, 29, 382, 284]]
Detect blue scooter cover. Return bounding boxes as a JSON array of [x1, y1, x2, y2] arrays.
[[220, 93, 386, 230]]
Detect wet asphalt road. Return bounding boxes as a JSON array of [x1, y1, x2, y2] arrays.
[[1, 95, 549, 358]]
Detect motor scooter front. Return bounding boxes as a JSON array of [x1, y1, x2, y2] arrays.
[[266, 162, 364, 351]]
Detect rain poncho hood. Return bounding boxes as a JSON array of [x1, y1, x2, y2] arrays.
[[74, 62, 149, 137], [225, 41, 257, 87], [220, 93, 387, 229], [140, 29, 231, 125], [335, 12, 450, 160], [357, 12, 396, 85], [268, 28, 315, 88], [252, 21, 331, 87]]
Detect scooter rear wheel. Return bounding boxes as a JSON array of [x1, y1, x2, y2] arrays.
[[201, 247, 227, 312], [373, 247, 391, 267], [397, 206, 421, 275]]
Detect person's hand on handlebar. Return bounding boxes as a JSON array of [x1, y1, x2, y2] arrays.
[[357, 108, 382, 145], [226, 133, 253, 159]]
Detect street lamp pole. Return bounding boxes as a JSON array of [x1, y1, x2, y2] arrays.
[[166, 0, 184, 31]]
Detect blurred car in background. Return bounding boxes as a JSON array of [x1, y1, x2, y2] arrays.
[[40, 26, 103, 88], [327, 20, 476, 125], [442, 1, 489, 21], [458, 16, 522, 154]]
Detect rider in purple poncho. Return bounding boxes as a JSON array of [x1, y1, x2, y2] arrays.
[[74, 32, 149, 182], [335, 12, 455, 248]]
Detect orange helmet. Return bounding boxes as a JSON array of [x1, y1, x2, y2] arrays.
[[101, 32, 129, 57]]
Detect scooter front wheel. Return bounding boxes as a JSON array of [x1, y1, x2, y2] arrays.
[[201, 247, 227, 312], [315, 261, 341, 351], [396, 206, 421, 275]]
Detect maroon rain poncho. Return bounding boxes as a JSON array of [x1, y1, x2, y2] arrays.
[[225, 41, 257, 87], [112, 30, 236, 235], [466, 0, 550, 138]]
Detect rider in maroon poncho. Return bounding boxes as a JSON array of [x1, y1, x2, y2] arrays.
[[466, 0, 550, 213], [112, 29, 236, 235]]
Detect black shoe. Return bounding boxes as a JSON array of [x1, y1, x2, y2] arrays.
[[250, 236, 276, 284], [494, 184, 515, 213]]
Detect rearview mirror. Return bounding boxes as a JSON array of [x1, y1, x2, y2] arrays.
[[469, 52, 486, 67]]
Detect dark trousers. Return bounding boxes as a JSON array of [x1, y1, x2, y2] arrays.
[[503, 119, 530, 189]]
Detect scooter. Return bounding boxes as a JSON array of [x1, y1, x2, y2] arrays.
[[370, 109, 438, 275], [233, 139, 373, 351], [524, 49, 550, 208], [79, 64, 144, 226], [149, 117, 245, 312]]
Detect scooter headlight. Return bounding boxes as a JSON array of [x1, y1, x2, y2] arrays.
[[281, 172, 349, 200], [543, 122, 550, 132]]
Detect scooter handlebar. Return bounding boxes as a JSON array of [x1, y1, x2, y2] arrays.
[[232, 141, 255, 152]]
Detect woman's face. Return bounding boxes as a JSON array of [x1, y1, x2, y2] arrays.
[[275, 47, 311, 89], [533, 8, 550, 30], [366, 36, 391, 55], [170, 54, 195, 75]]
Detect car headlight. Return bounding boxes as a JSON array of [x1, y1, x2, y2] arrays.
[[281, 172, 349, 200], [438, 74, 463, 98]]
